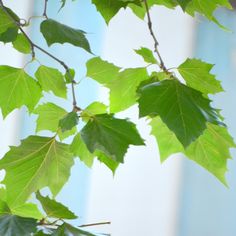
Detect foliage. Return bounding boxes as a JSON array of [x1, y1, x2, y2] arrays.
[[0, 0, 235, 234]]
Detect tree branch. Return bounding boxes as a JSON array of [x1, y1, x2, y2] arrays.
[[143, 0, 168, 72], [43, 0, 48, 19]]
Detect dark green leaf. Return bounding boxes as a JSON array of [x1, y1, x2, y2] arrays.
[[138, 79, 222, 147], [36, 192, 77, 219], [59, 111, 79, 132], [81, 114, 144, 163], [0, 215, 37, 236], [52, 223, 97, 236], [40, 19, 91, 53]]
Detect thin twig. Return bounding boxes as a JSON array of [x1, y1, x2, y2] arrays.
[[79, 221, 111, 228], [43, 0, 48, 19], [143, 0, 167, 72], [0, 0, 79, 109]]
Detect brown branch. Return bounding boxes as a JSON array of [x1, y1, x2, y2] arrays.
[[79, 221, 111, 228], [143, 0, 168, 72], [0, 0, 79, 109], [43, 0, 49, 19]]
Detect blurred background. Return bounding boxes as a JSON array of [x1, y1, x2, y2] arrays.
[[1, 0, 236, 235]]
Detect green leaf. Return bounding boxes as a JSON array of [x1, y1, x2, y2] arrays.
[[185, 0, 232, 26], [52, 223, 97, 236], [71, 133, 95, 167], [0, 27, 18, 43], [135, 47, 157, 64], [0, 215, 37, 236], [150, 117, 236, 184], [87, 57, 149, 112], [96, 151, 119, 174], [36, 192, 77, 219], [185, 123, 236, 184], [59, 111, 79, 132], [86, 57, 120, 85], [0, 7, 18, 34], [149, 117, 184, 162], [91, 0, 131, 24], [0, 136, 74, 206], [34, 103, 76, 140], [34, 103, 67, 133], [177, 0, 192, 9], [81, 102, 107, 122], [81, 114, 144, 163], [178, 58, 223, 94], [0, 189, 43, 219], [12, 33, 31, 54], [35, 66, 67, 98], [138, 79, 222, 147], [0, 66, 42, 118], [65, 69, 75, 83], [40, 19, 91, 53], [109, 68, 149, 112]]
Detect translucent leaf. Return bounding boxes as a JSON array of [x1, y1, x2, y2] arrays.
[[0, 66, 42, 118], [36, 192, 77, 219], [0, 136, 74, 206], [35, 66, 67, 98], [178, 58, 223, 94]]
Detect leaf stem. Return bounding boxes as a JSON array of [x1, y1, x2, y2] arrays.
[[0, 0, 79, 110]]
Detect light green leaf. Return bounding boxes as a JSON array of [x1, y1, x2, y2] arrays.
[[0, 66, 42, 118], [135, 47, 157, 64], [71, 133, 95, 167], [149, 117, 184, 162], [59, 111, 79, 132], [12, 33, 31, 54], [35, 66, 67, 98], [108, 67, 149, 112], [81, 102, 107, 122], [0, 136, 74, 206], [40, 19, 91, 53], [81, 114, 144, 163], [138, 79, 222, 147], [86, 57, 120, 85], [178, 58, 223, 94], [0, 215, 37, 236], [185, 123, 236, 184], [185, 0, 232, 26], [36, 192, 77, 219], [96, 151, 119, 174], [150, 117, 235, 184], [34, 103, 67, 133], [65, 69, 75, 83], [0, 189, 43, 219]]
